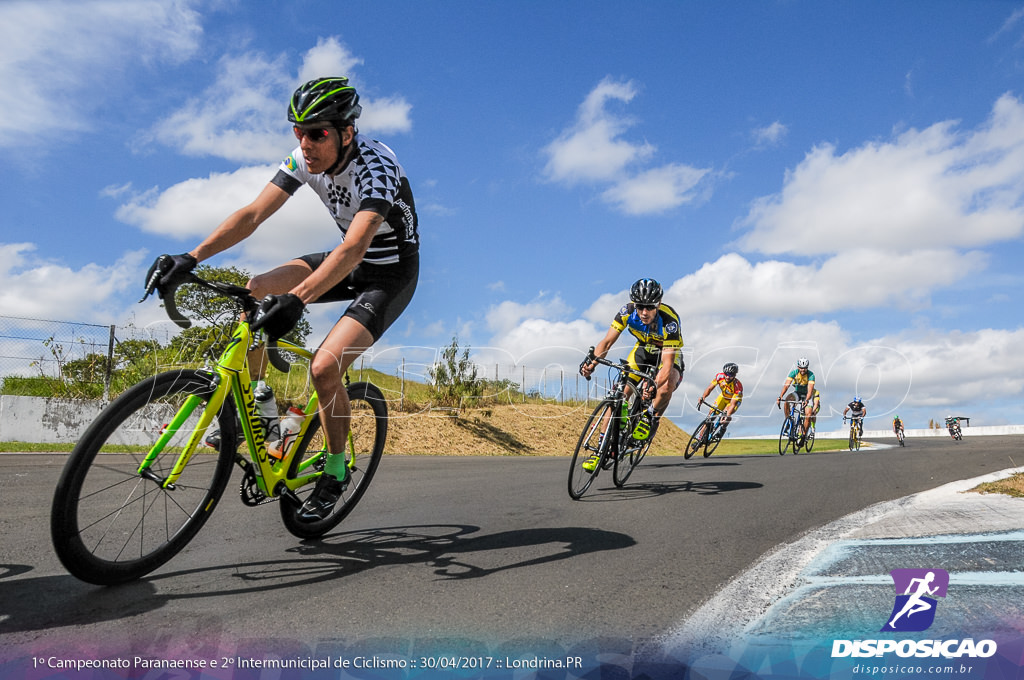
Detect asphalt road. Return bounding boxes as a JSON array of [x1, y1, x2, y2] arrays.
[[1, 435, 1020, 666]]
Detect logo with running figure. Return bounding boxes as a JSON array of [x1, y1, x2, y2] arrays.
[[881, 569, 949, 632]]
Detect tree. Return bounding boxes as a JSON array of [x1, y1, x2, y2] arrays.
[[166, 264, 311, 364], [428, 336, 484, 407]]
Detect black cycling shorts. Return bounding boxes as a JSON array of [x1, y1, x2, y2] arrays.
[[297, 252, 418, 342]]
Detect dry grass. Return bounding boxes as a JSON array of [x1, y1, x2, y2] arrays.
[[384, 402, 690, 456], [969, 472, 1024, 498]]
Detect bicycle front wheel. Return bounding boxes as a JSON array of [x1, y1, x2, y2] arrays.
[[685, 419, 709, 459], [849, 429, 860, 451], [280, 382, 387, 539], [50, 369, 238, 585], [568, 399, 614, 499], [778, 418, 794, 455], [704, 419, 726, 457]]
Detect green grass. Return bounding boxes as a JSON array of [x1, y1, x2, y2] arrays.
[[686, 438, 855, 456]]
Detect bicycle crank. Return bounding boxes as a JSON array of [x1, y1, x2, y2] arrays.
[[238, 462, 276, 506]]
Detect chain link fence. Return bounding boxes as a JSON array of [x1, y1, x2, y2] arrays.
[[0, 315, 174, 400], [0, 315, 602, 407]]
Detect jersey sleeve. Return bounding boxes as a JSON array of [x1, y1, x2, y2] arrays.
[[610, 304, 631, 331], [271, 147, 309, 196], [354, 141, 402, 216]]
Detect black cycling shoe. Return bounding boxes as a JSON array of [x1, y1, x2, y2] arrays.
[[298, 473, 348, 522]]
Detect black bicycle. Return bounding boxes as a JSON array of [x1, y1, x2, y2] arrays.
[[684, 399, 728, 459], [568, 348, 658, 499]]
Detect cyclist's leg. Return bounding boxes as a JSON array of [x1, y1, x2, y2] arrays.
[[782, 392, 795, 420]]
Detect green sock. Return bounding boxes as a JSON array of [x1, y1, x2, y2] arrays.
[[324, 452, 349, 480]]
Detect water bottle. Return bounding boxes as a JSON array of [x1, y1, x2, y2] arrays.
[[254, 380, 280, 444], [269, 407, 305, 460]]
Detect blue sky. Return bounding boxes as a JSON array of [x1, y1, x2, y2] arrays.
[[2, 0, 1024, 435]]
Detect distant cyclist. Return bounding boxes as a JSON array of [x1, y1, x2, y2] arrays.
[[843, 396, 867, 437], [945, 415, 964, 439], [893, 414, 905, 437], [775, 357, 817, 445], [697, 362, 743, 435], [579, 278, 684, 471]]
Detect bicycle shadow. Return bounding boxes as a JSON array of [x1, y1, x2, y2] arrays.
[[0, 524, 634, 634], [576, 478, 763, 502]]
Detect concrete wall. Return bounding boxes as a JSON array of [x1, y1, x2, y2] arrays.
[[0, 395, 107, 444]]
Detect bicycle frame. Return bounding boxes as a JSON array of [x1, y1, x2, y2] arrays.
[[136, 319, 326, 500]]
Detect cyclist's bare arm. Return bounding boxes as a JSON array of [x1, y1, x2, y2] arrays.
[[290, 210, 383, 304], [581, 326, 621, 378], [191, 183, 290, 263], [777, 377, 793, 402]]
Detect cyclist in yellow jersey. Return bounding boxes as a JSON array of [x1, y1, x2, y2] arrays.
[[697, 362, 743, 434], [776, 356, 818, 446], [580, 278, 684, 471], [893, 414, 904, 437]]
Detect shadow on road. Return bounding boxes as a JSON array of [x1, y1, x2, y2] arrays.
[[0, 524, 633, 634]]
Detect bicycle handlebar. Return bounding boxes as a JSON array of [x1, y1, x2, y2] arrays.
[[580, 346, 658, 391], [141, 272, 291, 372]]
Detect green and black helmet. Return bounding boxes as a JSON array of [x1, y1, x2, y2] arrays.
[[288, 77, 362, 125]]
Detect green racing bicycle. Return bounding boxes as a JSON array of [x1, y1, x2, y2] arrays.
[[50, 272, 387, 585]]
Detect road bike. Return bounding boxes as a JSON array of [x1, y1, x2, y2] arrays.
[[895, 425, 906, 447], [684, 399, 728, 459], [845, 416, 863, 451], [568, 348, 659, 499], [777, 397, 813, 455], [50, 273, 387, 585]]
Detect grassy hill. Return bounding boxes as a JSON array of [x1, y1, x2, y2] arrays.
[[385, 402, 691, 456]]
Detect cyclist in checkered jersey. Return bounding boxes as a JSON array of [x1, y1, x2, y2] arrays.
[[146, 77, 418, 522]]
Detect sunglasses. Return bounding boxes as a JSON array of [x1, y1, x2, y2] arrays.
[[293, 126, 331, 142], [636, 304, 658, 311]]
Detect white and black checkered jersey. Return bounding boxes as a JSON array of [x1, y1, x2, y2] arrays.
[[272, 134, 419, 266]]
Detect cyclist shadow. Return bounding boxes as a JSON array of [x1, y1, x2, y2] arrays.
[[581, 478, 763, 502], [0, 524, 635, 633], [289, 523, 636, 580]]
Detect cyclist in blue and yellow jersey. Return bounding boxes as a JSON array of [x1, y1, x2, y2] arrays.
[[697, 362, 743, 435], [146, 78, 419, 522], [843, 396, 867, 437], [776, 356, 818, 446], [579, 278, 685, 471]]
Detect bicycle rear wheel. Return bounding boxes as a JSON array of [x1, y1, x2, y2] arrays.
[[803, 425, 816, 452], [280, 382, 387, 539], [568, 399, 614, 499], [613, 394, 649, 486], [50, 369, 238, 585], [684, 419, 709, 459]]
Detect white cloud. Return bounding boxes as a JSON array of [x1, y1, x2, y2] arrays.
[[113, 165, 339, 272], [543, 76, 711, 215], [0, 0, 203, 147], [753, 121, 788, 147], [542, 78, 654, 183], [740, 94, 1024, 255], [603, 163, 710, 215], [0, 243, 145, 321], [665, 249, 988, 318], [148, 36, 412, 162]]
